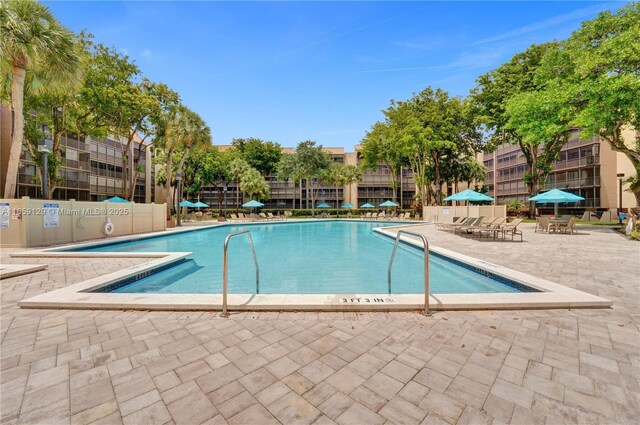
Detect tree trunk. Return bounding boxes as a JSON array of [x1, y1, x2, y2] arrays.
[[3, 67, 27, 198], [291, 179, 296, 210], [175, 146, 192, 209], [165, 148, 174, 217]]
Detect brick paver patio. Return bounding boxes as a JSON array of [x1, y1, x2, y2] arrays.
[[1, 223, 639, 424]]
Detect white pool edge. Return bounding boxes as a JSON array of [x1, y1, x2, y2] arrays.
[[14, 221, 612, 311]]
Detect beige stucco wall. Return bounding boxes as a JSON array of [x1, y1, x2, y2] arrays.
[[0, 197, 166, 248], [599, 128, 637, 210]]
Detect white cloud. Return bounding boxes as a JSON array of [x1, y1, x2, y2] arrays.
[[472, 3, 612, 46], [141, 49, 153, 60]]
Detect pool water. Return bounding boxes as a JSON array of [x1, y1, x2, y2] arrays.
[[73, 221, 528, 294]]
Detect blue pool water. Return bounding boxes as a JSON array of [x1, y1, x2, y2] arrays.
[[71, 221, 530, 294]]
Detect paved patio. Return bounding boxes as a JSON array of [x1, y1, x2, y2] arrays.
[[1, 223, 639, 425]]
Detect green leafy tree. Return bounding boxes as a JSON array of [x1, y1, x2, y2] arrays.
[[0, 0, 79, 198], [240, 167, 270, 201], [231, 137, 282, 176], [296, 140, 332, 215], [365, 87, 479, 206], [471, 42, 562, 214], [534, 3, 640, 205], [276, 153, 304, 209], [182, 145, 229, 211], [360, 122, 405, 201]]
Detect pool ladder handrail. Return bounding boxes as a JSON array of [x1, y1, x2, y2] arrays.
[[388, 230, 431, 316], [221, 230, 259, 317]]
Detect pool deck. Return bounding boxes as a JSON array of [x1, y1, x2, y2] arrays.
[[1, 222, 639, 425]]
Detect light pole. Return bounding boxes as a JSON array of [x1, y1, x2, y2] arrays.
[[38, 124, 53, 199], [176, 172, 182, 227], [617, 173, 625, 224]]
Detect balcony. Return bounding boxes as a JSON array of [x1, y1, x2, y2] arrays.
[[553, 156, 599, 171], [544, 177, 600, 190]]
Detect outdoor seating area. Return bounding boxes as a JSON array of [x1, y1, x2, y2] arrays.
[[437, 216, 524, 241], [535, 215, 578, 234]]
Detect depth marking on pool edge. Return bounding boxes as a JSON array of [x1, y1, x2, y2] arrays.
[[340, 297, 396, 303]]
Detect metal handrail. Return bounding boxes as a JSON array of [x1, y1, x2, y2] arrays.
[[387, 230, 431, 316], [221, 230, 259, 317]]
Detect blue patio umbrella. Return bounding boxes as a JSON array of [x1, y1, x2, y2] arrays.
[[529, 189, 585, 216], [316, 203, 331, 209], [444, 189, 494, 202], [360, 203, 375, 208], [340, 203, 355, 208], [193, 201, 208, 208], [242, 200, 264, 208], [102, 196, 129, 203], [444, 189, 494, 216], [379, 200, 399, 208], [179, 200, 197, 208]]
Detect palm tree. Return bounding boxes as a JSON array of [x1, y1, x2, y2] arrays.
[[171, 107, 211, 224], [342, 164, 362, 204], [0, 0, 79, 198], [229, 157, 249, 212], [323, 163, 346, 216], [240, 167, 269, 201]]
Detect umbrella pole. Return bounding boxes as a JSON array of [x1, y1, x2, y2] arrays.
[[554, 203, 558, 217]]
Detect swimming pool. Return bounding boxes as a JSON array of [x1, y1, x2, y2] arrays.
[[68, 221, 533, 295]]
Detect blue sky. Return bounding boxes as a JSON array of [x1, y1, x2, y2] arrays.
[[45, 1, 624, 150]]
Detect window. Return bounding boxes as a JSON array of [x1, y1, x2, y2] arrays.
[[66, 149, 78, 161]]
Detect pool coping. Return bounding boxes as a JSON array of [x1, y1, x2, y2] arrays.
[[14, 220, 612, 311]]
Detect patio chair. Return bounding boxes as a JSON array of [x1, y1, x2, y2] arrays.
[[536, 216, 552, 233], [259, 212, 268, 220], [558, 216, 577, 234], [501, 218, 524, 241], [284, 211, 292, 219]]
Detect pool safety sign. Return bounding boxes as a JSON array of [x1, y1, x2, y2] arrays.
[[0, 203, 9, 228], [43, 203, 60, 228]]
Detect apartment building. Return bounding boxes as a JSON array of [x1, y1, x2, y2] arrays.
[[482, 128, 637, 211], [0, 106, 155, 203]]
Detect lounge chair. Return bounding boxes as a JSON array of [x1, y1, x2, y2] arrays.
[[460, 217, 495, 236], [437, 216, 466, 231], [284, 211, 292, 219], [456, 216, 485, 235], [501, 218, 524, 241], [447, 217, 477, 232]]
